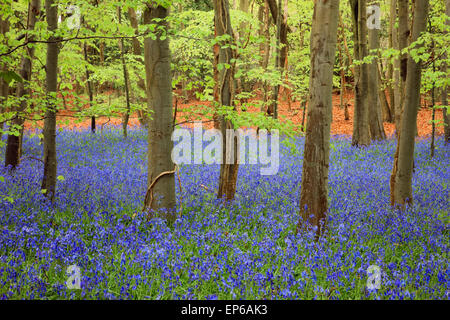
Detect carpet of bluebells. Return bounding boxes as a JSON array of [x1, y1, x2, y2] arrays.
[[0, 127, 448, 300]]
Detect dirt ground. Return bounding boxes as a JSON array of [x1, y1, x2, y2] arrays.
[[24, 91, 445, 138]]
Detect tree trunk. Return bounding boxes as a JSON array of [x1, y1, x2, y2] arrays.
[[368, 1, 386, 141], [143, 3, 176, 221], [267, 0, 288, 71], [260, 0, 271, 106], [213, 18, 221, 129], [378, 60, 393, 123], [4, 0, 40, 169], [214, 0, 239, 201], [41, 0, 58, 200], [442, 0, 450, 143], [0, 13, 9, 139], [83, 43, 95, 133], [298, 0, 340, 237], [351, 0, 371, 146], [388, 0, 396, 123], [128, 7, 149, 128], [118, 7, 131, 138], [390, 0, 428, 207], [268, 0, 282, 118]]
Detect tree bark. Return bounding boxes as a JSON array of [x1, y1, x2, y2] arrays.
[[214, 0, 239, 201], [128, 7, 149, 128], [442, 0, 450, 142], [41, 0, 58, 200], [267, 0, 288, 71], [298, 0, 340, 237], [388, 0, 396, 123], [142, 3, 176, 221], [395, 0, 409, 133], [390, 0, 429, 207], [0, 13, 10, 139], [268, 0, 282, 118], [350, 0, 371, 146], [368, 1, 386, 141], [118, 7, 131, 138], [83, 43, 95, 133], [4, 0, 40, 169]]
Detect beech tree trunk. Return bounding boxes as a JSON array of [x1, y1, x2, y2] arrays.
[[4, 0, 40, 169], [390, 0, 429, 206], [118, 7, 131, 138], [0, 14, 9, 138], [83, 42, 95, 133], [442, 0, 450, 142], [350, 0, 371, 146], [128, 7, 149, 128], [267, 0, 288, 71], [41, 0, 58, 200], [214, 0, 239, 201], [368, 1, 386, 141], [388, 0, 396, 123], [298, 0, 340, 237], [143, 3, 176, 221], [268, 0, 282, 118]]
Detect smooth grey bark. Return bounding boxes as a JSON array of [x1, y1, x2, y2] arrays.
[[368, 2, 386, 141], [214, 0, 239, 201], [298, 0, 340, 237], [390, 0, 429, 206], [143, 3, 176, 221], [4, 0, 40, 168], [350, 0, 371, 146], [41, 0, 58, 200]]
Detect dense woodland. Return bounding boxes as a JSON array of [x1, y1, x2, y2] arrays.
[[0, 0, 448, 300]]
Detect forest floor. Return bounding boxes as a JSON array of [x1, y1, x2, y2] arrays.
[[24, 91, 445, 137]]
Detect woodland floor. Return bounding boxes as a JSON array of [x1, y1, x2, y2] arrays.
[[24, 91, 445, 137]]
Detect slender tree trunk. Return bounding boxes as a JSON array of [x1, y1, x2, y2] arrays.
[[41, 0, 58, 200], [338, 35, 346, 110], [118, 7, 131, 138], [429, 20, 436, 157], [213, 18, 221, 129], [392, 0, 409, 135], [388, 0, 396, 122], [442, 0, 450, 142], [143, 3, 176, 221], [368, 1, 386, 140], [378, 60, 393, 122], [83, 43, 95, 133], [0, 14, 9, 139], [298, 0, 340, 237], [267, 0, 288, 71], [261, 0, 271, 107], [128, 7, 149, 128], [390, 0, 428, 207], [269, 0, 282, 118], [214, 0, 239, 201], [4, 0, 40, 169], [351, 0, 371, 146]]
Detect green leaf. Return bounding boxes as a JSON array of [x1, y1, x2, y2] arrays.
[[57, 175, 65, 181], [0, 71, 23, 85]]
